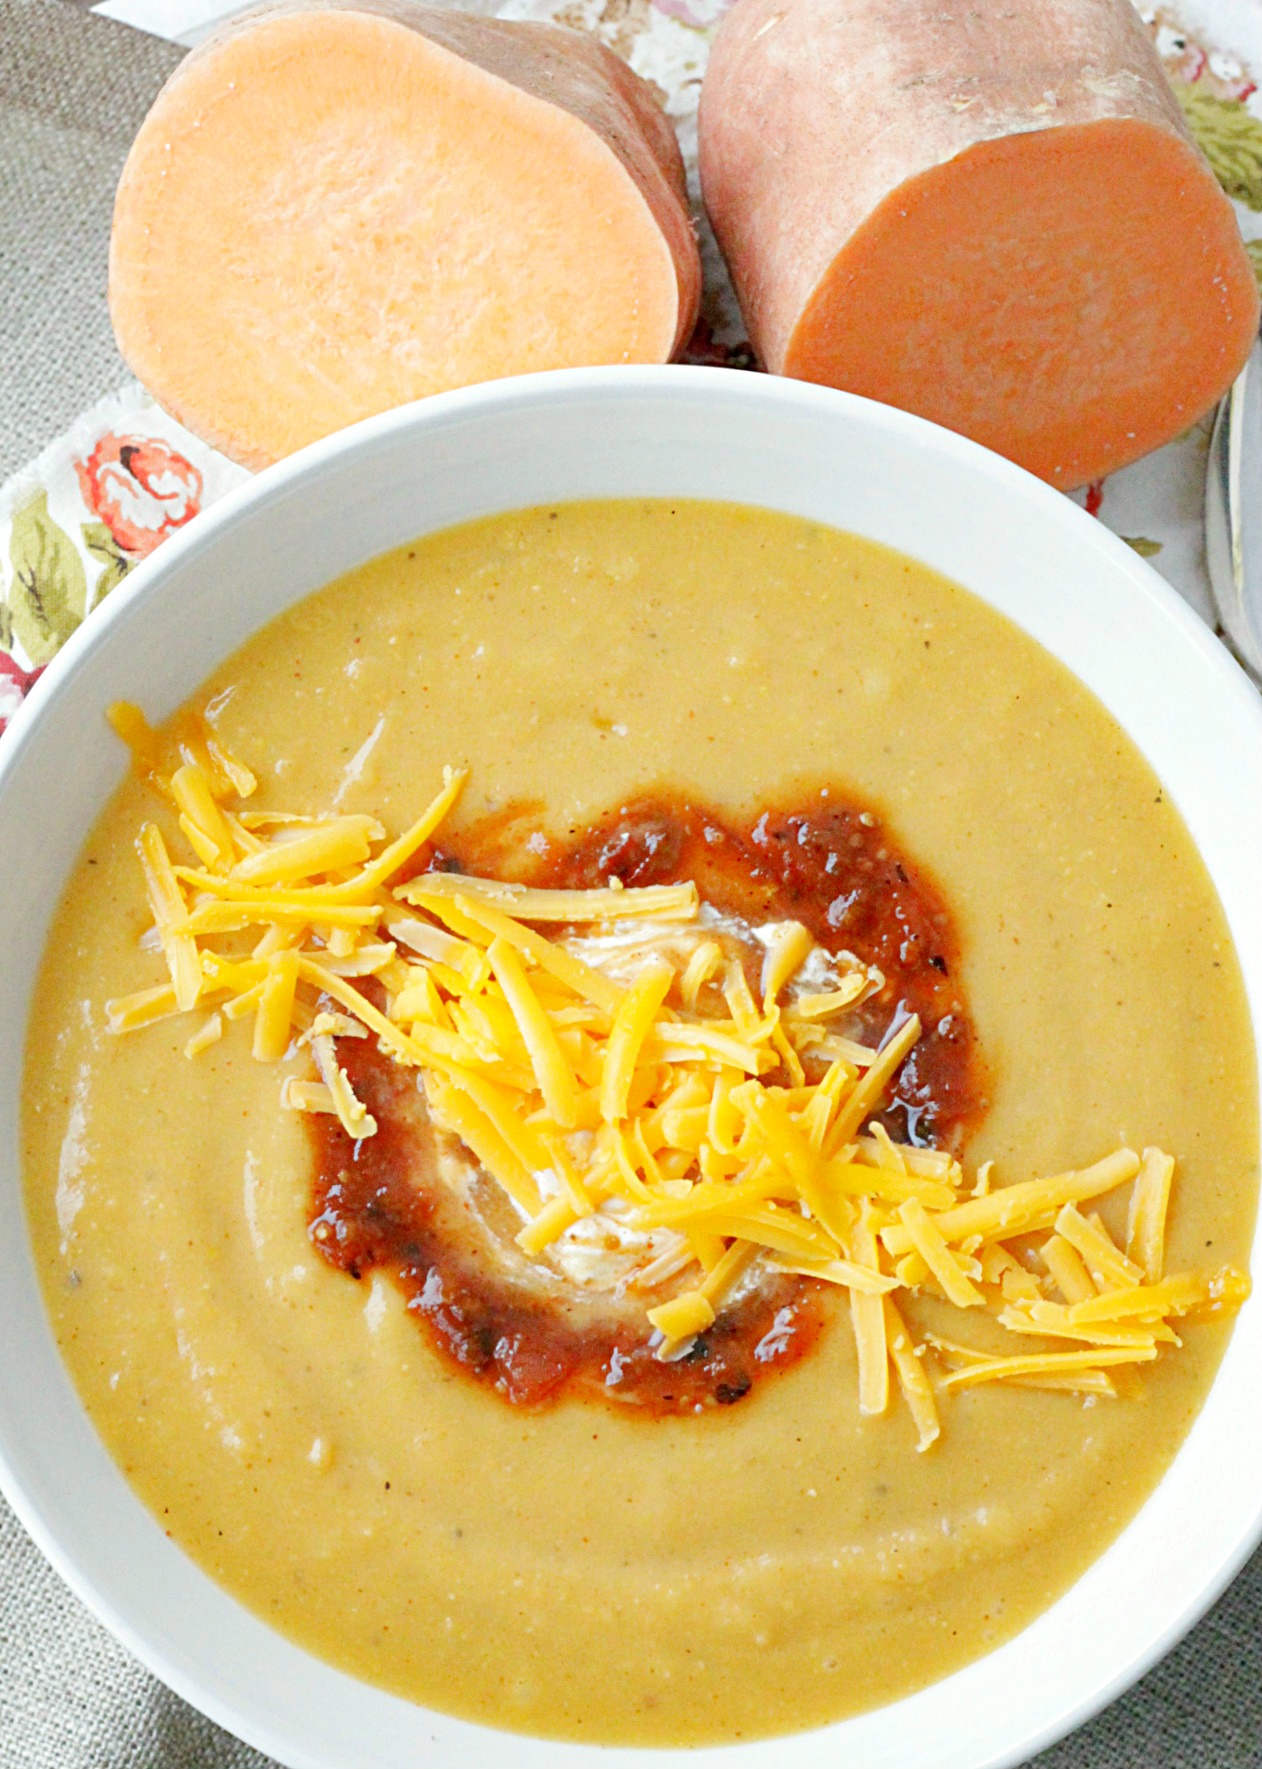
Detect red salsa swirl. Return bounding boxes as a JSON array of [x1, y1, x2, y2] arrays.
[[307, 787, 987, 1413]]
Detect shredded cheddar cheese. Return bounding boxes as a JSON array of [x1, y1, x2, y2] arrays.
[[104, 704, 1251, 1450]]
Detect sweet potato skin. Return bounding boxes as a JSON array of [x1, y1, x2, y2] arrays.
[[110, 0, 700, 466], [699, 0, 1259, 486]]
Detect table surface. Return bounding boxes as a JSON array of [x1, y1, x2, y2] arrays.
[[1, 0, 1261, 1764]]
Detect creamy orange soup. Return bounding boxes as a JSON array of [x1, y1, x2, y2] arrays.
[[22, 501, 1257, 1744]]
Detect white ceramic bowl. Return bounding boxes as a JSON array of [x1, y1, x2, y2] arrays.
[[1, 367, 1260, 1769]]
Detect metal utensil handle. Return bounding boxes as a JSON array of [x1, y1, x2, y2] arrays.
[[1206, 337, 1262, 679]]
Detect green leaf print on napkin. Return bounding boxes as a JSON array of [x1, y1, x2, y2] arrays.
[[82, 520, 134, 605], [4, 491, 88, 666], [1175, 83, 1262, 211], [1245, 239, 1262, 294]]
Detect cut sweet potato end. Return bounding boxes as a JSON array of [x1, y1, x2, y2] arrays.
[[110, 9, 684, 467], [783, 118, 1259, 489]]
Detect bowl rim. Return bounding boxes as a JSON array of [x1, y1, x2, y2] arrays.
[[2, 363, 1261, 1769]]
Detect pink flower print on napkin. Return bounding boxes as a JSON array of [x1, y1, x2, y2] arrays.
[[74, 434, 204, 560], [0, 652, 43, 737], [650, 0, 733, 26]]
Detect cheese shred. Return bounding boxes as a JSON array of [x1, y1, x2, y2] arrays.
[[105, 703, 1250, 1450]]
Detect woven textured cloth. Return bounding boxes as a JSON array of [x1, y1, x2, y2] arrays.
[[0, 0, 180, 482], [1, 2, 1260, 1764]]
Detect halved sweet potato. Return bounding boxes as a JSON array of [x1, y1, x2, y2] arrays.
[[111, 1, 701, 467], [699, 0, 1259, 488]]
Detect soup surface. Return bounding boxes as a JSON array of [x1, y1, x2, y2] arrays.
[[23, 500, 1258, 1744]]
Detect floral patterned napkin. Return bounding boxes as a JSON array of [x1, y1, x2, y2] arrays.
[[1, 0, 1259, 738], [0, 389, 246, 730]]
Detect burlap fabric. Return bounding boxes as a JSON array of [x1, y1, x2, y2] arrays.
[[1, 1, 1260, 1761], [0, 1, 182, 480]]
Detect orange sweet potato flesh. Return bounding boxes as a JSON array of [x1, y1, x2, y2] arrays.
[[110, 1, 700, 468], [699, 0, 1259, 489]]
